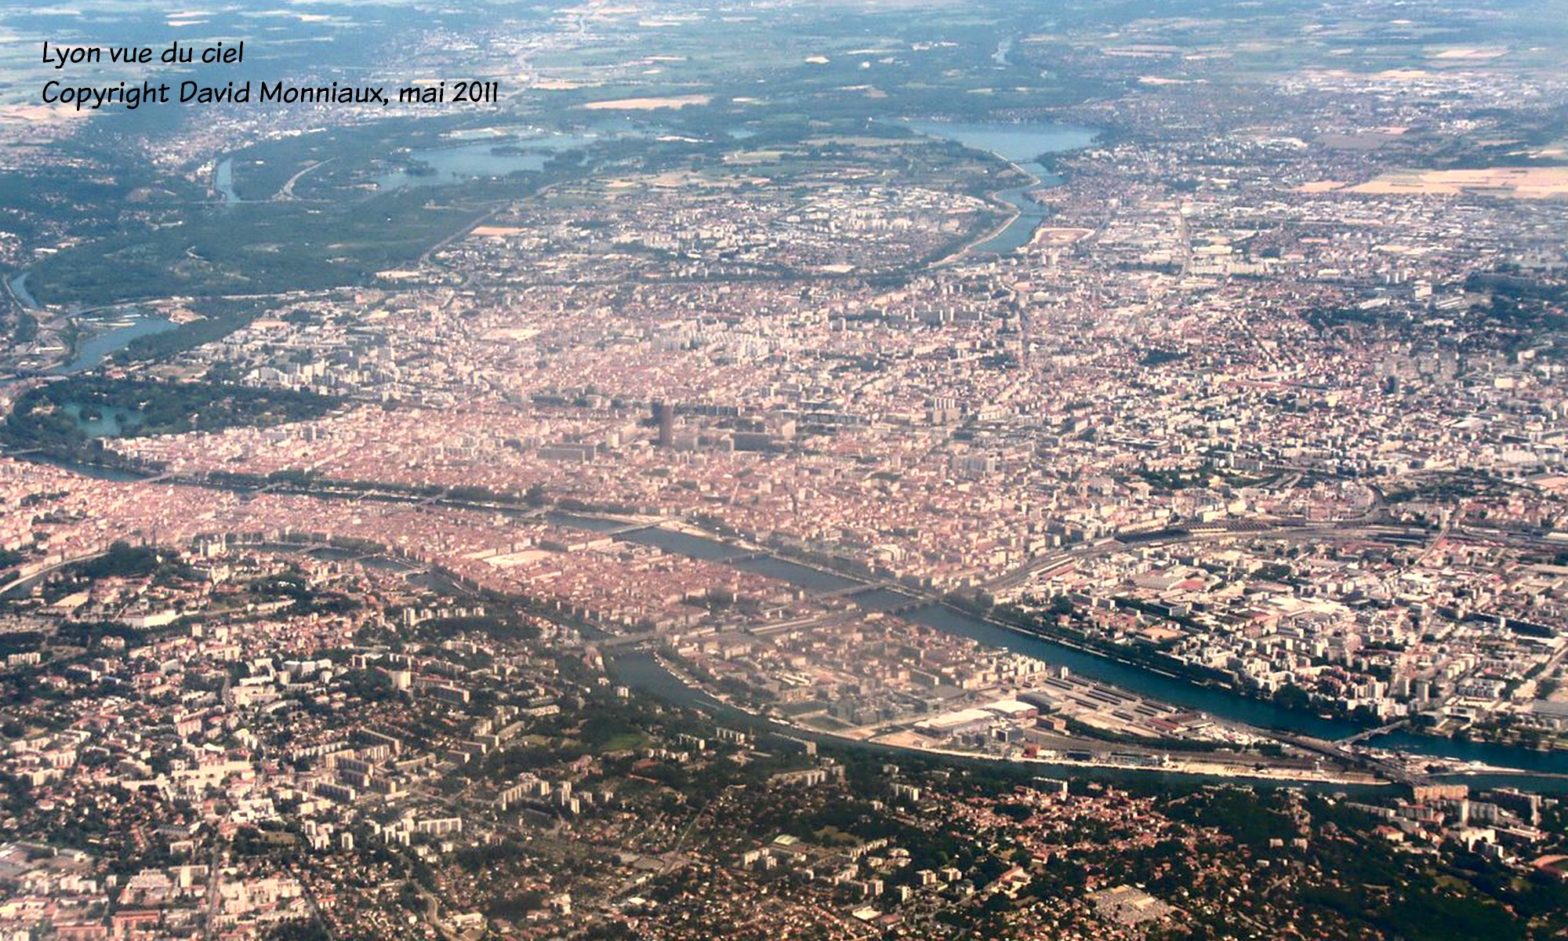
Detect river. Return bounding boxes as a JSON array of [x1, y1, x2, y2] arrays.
[[214, 158, 240, 205], [603, 649, 1377, 794], [58, 317, 179, 374], [7, 271, 39, 310], [11, 452, 149, 483], [619, 526, 861, 591], [5, 267, 178, 372], [901, 118, 1099, 254], [550, 514, 1568, 782], [605, 649, 1568, 795]]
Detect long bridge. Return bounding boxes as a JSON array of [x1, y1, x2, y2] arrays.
[[1336, 719, 1410, 747], [1272, 731, 1424, 787]]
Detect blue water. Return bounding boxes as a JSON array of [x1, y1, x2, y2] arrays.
[[375, 141, 553, 191], [214, 158, 240, 205], [849, 587, 922, 612], [606, 650, 1568, 794], [582, 523, 1365, 738], [620, 527, 744, 562], [590, 525, 1568, 778], [905, 604, 1362, 740], [603, 524, 1364, 737], [1373, 730, 1568, 775], [7, 271, 39, 309], [218, 142, 554, 200], [901, 605, 1568, 773], [63, 402, 144, 437], [12, 453, 148, 482], [901, 119, 1098, 254], [529, 509, 1568, 778], [733, 556, 859, 592], [902, 119, 1098, 168], [610, 526, 859, 591], [59, 318, 178, 374], [374, 130, 614, 192]]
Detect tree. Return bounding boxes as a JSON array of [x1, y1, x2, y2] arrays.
[[1273, 683, 1312, 712]]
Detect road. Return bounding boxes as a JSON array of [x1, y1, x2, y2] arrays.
[[0, 549, 110, 598], [203, 838, 223, 940], [276, 158, 335, 201]]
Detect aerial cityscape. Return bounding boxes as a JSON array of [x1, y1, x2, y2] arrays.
[[2, 0, 1568, 937]]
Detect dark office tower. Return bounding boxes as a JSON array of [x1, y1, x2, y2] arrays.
[[653, 401, 675, 447]]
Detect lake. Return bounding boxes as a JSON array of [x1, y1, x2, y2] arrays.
[[214, 123, 637, 201], [902, 119, 1099, 171], [62, 402, 144, 437], [374, 131, 612, 192], [374, 141, 554, 191]]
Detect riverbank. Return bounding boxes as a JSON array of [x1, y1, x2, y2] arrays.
[[896, 118, 1099, 260], [642, 648, 1383, 787], [609, 647, 1568, 795], [940, 160, 1045, 264], [2, 269, 180, 375], [586, 515, 1568, 777], [7, 447, 1565, 781]]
